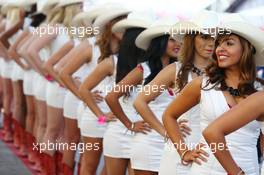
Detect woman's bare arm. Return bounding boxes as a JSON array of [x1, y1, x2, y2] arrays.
[[105, 66, 151, 133], [79, 57, 114, 118], [163, 77, 207, 165], [43, 40, 74, 85], [59, 40, 92, 98], [133, 63, 176, 136], [203, 91, 264, 175], [27, 31, 57, 76]]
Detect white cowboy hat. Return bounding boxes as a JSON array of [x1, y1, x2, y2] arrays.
[[41, 0, 60, 14], [219, 21, 264, 66], [93, 8, 131, 33], [135, 18, 177, 50], [112, 12, 155, 33], [170, 10, 220, 38], [55, 0, 83, 8], [1, 0, 37, 14], [72, 7, 106, 27]]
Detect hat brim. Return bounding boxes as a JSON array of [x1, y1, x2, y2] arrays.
[[112, 19, 151, 33], [93, 9, 131, 33], [170, 21, 215, 39], [135, 25, 171, 50], [220, 21, 264, 66], [73, 8, 105, 27]]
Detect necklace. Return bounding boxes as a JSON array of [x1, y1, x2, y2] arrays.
[[226, 86, 240, 97], [191, 64, 204, 76]]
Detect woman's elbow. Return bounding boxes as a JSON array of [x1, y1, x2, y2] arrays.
[[105, 92, 118, 105], [58, 69, 67, 81], [202, 125, 220, 142]]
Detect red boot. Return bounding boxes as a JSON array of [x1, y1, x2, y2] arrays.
[[46, 153, 56, 175], [63, 163, 74, 175], [3, 113, 13, 142], [18, 124, 28, 157], [55, 151, 63, 175], [26, 131, 35, 163], [12, 118, 20, 148]]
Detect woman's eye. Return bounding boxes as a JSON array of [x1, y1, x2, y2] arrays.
[[226, 41, 234, 46]]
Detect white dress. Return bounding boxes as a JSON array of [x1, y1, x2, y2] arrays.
[[261, 123, 264, 175], [79, 55, 117, 138], [34, 47, 51, 101], [159, 62, 201, 175], [46, 25, 70, 108], [190, 78, 261, 175], [63, 37, 100, 119], [103, 77, 141, 158], [23, 26, 35, 96], [10, 18, 32, 82], [130, 62, 175, 172]]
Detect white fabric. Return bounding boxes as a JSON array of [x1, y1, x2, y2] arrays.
[[23, 69, 35, 96], [159, 62, 201, 175], [45, 25, 69, 107], [64, 37, 99, 119], [80, 55, 117, 138], [11, 62, 24, 81], [35, 47, 50, 101], [0, 58, 3, 76], [103, 87, 140, 158], [190, 77, 261, 175], [131, 62, 175, 172], [1, 60, 14, 79], [46, 81, 66, 108], [63, 90, 81, 119]]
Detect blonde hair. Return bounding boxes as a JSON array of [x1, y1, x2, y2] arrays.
[[7, 7, 20, 25], [46, 7, 64, 25]]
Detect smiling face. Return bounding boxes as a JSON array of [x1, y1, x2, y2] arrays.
[[165, 37, 182, 58], [194, 34, 215, 59], [215, 34, 243, 68]]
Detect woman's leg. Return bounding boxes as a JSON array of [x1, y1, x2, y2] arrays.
[[42, 106, 64, 155], [63, 118, 80, 168], [80, 136, 106, 175], [36, 100, 47, 143], [12, 80, 27, 155], [105, 156, 129, 175], [134, 170, 158, 175], [2, 78, 13, 141], [25, 95, 36, 162]]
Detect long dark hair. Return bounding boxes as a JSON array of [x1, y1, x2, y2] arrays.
[[204, 33, 264, 96], [144, 34, 175, 85], [175, 34, 197, 92], [116, 27, 146, 83]]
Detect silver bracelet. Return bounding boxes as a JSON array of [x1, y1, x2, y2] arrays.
[[237, 168, 245, 175]]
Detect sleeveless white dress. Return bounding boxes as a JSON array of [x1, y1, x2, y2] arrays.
[[63, 37, 100, 119], [190, 78, 261, 175], [1, 19, 15, 79], [103, 66, 143, 158], [34, 47, 51, 101], [23, 26, 37, 96], [130, 62, 176, 172], [46, 25, 70, 108], [10, 17, 32, 82], [79, 55, 117, 138], [159, 62, 201, 175]]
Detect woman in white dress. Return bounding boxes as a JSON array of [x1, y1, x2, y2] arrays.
[[133, 11, 219, 175], [103, 15, 151, 175], [203, 90, 264, 175], [163, 20, 264, 175], [78, 8, 130, 175], [56, 9, 104, 174], [27, 0, 82, 174]]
